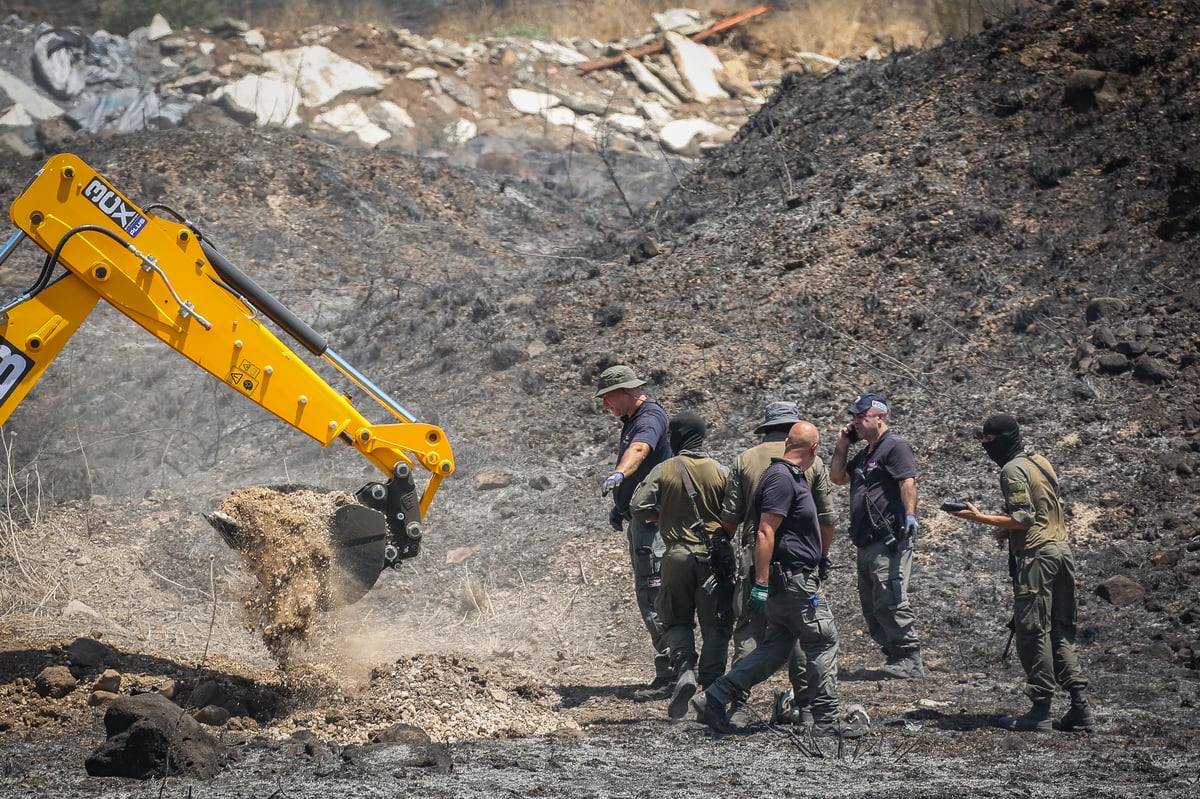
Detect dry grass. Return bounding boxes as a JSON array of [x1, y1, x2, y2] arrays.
[[431, 1, 945, 56], [222, 0, 393, 31], [215, 1, 1031, 56]]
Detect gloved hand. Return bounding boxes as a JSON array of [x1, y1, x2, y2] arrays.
[[818, 556, 832, 582], [601, 470, 624, 496], [749, 582, 769, 610], [609, 505, 624, 531], [904, 513, 920, 539]]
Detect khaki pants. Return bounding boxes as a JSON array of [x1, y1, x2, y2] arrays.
[[855, 539, 921, 659], [708, 570, 841, 724], [656, 543, 732, 685], [1012, 539, 1088, 702], [626, 516, 670, 678]]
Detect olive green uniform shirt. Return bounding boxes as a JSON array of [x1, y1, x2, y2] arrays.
[[630, 451, 729, 545], [999, 452, 1067, 555], [721, 436, 835, 547]]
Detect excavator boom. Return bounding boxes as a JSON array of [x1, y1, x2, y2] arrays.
[[0, 154, 455, 604]]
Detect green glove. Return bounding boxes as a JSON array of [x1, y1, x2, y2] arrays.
[[749, 582, 769, 610]]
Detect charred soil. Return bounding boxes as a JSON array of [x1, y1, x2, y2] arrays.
[[1, 1, 1199, 796]]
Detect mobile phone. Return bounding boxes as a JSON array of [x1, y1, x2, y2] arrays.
[[845, 424, 859, 443], [940, 502, 968, 512]]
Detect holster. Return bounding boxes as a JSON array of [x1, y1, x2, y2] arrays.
[[768, 562, 787, 595]]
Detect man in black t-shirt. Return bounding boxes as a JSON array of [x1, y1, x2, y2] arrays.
[[830, 392, 925, 679], [691, 423, 863, 738], [596, 365, 674, 695]]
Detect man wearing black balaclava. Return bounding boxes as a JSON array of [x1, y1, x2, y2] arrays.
[[630, 411, 732, 720], [944, 413, 1095, 733]]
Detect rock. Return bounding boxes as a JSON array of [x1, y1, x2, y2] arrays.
[[1132, 355, 1171, 383], [474, 470, 514, 490], [664, 31, 729, 103], [1095, 575, 1145, 606], [89, 690, 120, 706], [188, 679, 226, 709], [85, 692, 224, 779], [34, 666, 77, 699], [1095, 352, 1130, 374], [194, 704, 231, 726], [1085, 297, 1126, 323], [67, 637, 113, 668], [94, 669, 121, 693]]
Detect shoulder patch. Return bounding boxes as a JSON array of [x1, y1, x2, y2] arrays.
[[1005, 480, 1029, 505]]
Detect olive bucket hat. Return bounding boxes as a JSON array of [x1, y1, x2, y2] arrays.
[[594, 365, 647, 397], [754, 401, 802, 434]]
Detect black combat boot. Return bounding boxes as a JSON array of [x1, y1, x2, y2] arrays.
[[691, 690, 731, 733], [1059, 688, 1096, 731], [667, 662, 697, 720], [999, 699, 1052, 732]]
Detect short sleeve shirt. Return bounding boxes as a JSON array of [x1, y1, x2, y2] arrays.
[[752, 458, 822, 568], [999, 453, 1067, 555], [846, 431, 917, 547], [614, 400, 671, 512]]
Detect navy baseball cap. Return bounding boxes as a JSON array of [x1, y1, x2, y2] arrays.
[[848, 393, 889, 414]]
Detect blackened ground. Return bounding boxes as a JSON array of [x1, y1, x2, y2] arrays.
[[1, 0, 1199, 796]]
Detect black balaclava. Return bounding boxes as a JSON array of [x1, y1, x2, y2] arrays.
[[981, 413, 1023, 466], [669, 411, 706, 453]]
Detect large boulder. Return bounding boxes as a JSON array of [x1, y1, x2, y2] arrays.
[[85, 692, 225, 779]]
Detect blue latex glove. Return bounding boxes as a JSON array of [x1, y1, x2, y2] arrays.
[[904, 513, 919, 539], [602, 470, 624, 496], [749, 583, 769, 610], [608, 505, 624, 531]]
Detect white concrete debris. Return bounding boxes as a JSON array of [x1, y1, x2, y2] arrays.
[[660, 117, 728, 155], [442, 118, 477, 144], [313, 103, 391, 146], [0, 6, 787, 158], [652, 8, 708, 33], [213, 73, 303, 127], [507, 88, 560, 115], [260, 45, 386, 107], [367, 100, 415, 132], [146, 14, 172, 42], [664, 31, 729, 103], [0, 66, 63, 121], [527, 39, 589, 66], [405, 66, 439, 81]]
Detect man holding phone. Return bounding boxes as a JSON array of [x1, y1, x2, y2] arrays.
[[830, 392, 925, 679]]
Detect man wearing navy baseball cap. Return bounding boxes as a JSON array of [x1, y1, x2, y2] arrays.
[[830, 392, 926, 679]]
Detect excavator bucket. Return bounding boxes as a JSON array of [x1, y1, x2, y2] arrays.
[[325, 503, 389, 605], [204, 485, 391, 609]]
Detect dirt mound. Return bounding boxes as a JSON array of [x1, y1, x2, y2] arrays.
[[1, 1, 1199, 796]]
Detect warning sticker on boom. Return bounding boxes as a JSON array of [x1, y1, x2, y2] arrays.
[[229, 360, 262, 392]]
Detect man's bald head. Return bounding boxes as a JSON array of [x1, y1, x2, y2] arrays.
[[784, 422, 819, 470]]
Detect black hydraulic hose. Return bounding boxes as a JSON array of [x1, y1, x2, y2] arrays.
[[34, 224, 134, 296], [198, 238, 329, 356]]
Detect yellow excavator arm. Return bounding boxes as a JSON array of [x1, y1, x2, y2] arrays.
[[1, 154, 455, 602]]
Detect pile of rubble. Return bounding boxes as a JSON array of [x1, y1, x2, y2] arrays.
[[0, 7, 798, 164]]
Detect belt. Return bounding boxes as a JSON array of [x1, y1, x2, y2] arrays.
[[666, 541, 709, 552], [779, 562, 817, 579]]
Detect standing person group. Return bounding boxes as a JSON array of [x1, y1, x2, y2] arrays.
[[596, 368, 1095, 736]]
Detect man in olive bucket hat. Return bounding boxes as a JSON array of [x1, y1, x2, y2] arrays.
[[595, 365, 673, 697]]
